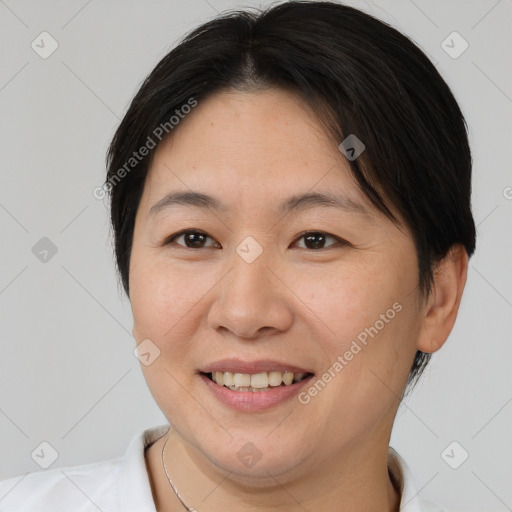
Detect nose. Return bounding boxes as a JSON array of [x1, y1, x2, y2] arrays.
[[207, 241, 294, 340]]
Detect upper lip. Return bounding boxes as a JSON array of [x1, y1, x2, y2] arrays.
[[200, 358, 314, 375]]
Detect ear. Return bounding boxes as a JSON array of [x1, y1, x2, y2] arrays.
[[417, 244, 469, 354]]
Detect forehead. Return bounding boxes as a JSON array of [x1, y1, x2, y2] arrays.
[[141, 89, 374, 214], [152, 89, 338, 172]]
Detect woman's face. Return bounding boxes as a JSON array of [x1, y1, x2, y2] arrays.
[[129, 88, 424, 481]]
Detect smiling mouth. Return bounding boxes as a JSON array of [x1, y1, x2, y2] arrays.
[[202, 371, 314, 392]]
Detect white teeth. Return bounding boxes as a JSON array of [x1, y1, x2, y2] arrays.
[[282, 372, 294, 385], [250, 372, 269, 388], [233, 373, 251, 387], [210, 370, 309, 390], [268, 371, 283, 387]]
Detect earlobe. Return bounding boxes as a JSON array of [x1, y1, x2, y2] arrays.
[[417, 244, 469, 354]]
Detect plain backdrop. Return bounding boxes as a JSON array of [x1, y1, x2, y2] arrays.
[[0, 1, 511, 510]]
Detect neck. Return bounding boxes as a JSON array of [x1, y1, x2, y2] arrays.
[[145, 429, 400, 512]]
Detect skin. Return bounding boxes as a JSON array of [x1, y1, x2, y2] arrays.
[[129, 88, 468, 511]]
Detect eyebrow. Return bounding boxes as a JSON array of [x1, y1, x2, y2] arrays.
[[148, 190, 370, 219]]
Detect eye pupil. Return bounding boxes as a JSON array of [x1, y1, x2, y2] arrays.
[[168, 230, 339, 251], [185, 232, 206, 248], [304, 233, 325, 249]]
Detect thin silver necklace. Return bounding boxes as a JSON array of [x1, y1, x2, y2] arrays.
[[161, 431, 198, 511]]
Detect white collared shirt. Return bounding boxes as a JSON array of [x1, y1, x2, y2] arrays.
[[0, 424, 443, 511]]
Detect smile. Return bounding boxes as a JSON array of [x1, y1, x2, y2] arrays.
[[200, 370, 315, 412], [204, 370, 312, 391]]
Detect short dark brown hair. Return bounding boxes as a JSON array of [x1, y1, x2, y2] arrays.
[[104, 1, 476, 387]]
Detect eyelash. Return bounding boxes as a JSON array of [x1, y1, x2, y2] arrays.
[[162, 229, 349, 251]]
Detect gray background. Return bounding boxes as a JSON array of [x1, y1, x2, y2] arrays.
[[0, 0, 511, 510]]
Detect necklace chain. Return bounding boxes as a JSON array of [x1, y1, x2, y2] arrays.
[[161, 428, 399, 511], [161, 430, 198, 511]]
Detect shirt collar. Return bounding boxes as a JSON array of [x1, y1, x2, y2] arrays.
[[388, 447, 441, 511], [116, 423, 170, 511]]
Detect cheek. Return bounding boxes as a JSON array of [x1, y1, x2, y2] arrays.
[[299, 257, 410, 345], [129, 256, 217, 357], [299, 256, 420, 394], [129, 259, 209, 413]]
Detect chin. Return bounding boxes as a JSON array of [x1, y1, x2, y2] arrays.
[[198, 433, 311, 483]]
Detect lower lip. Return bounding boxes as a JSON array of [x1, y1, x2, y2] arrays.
[[199, 373, 314, 412]]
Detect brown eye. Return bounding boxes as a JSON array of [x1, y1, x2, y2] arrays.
[[165, 230, 219, 249], [164, 230, 346, 251], [293, 231, 343, 250]]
